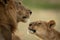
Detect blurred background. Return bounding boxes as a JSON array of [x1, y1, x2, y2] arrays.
[[16, 0, 60, 40]]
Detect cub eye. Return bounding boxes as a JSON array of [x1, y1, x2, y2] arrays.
[[38, 23, 41, 25]]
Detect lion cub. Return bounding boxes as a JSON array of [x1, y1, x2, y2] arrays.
[[28, 20, 60, 40]]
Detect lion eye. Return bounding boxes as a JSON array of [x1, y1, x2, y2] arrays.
[[19, 2, 21, 5]]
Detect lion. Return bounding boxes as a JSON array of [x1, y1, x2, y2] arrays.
[[0, 0, 32, 40], [12, 0, 32, 40], [28, 20, 60, 40]]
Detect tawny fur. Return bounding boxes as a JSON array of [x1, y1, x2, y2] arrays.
[[0, 0, 17, 40], [0, 0, 32, 40], [29, 20, 60, 40]]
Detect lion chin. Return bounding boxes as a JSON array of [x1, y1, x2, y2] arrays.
[[21, 18, 30, 23]]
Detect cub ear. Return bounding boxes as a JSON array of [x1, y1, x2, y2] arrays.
[[48, 20, 56, 28]]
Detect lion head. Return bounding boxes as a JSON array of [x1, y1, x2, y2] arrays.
[[15, 1, 32, 23]]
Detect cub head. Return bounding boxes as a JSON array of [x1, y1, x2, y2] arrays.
[[15, 1, 32, 23], [28, 20, 56, 38]]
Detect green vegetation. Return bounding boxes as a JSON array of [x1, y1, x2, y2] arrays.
[[23, 0, 60, 9]]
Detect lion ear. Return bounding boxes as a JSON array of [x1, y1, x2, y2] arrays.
[[0, 0, 8, 5], [48, 20, 56, 28]]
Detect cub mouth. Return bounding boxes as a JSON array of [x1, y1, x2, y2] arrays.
[[28, 28, 36, 33]]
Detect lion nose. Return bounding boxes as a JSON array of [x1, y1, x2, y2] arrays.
[[28, 10, 32, 15], [30, 11, 32, 15]]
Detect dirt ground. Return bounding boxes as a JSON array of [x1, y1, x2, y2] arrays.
[[15, 9, 60, 40]]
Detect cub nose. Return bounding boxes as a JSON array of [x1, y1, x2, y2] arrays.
[[29, 23, 32, 26]]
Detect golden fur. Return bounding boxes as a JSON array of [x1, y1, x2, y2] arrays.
[[0, 0, 17, 40], [0, 0, 32, 40], [29, 20, 60, 40]]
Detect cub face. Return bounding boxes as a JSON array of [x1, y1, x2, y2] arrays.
[[28, 20, 56, 37]]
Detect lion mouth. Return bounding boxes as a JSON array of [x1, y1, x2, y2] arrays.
[[21, 16, 30, 22], [22, 16, 28, 19]]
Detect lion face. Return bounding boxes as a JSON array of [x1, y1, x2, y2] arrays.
[[15, 1, 32, 23], [28, 20, 55, 38]]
